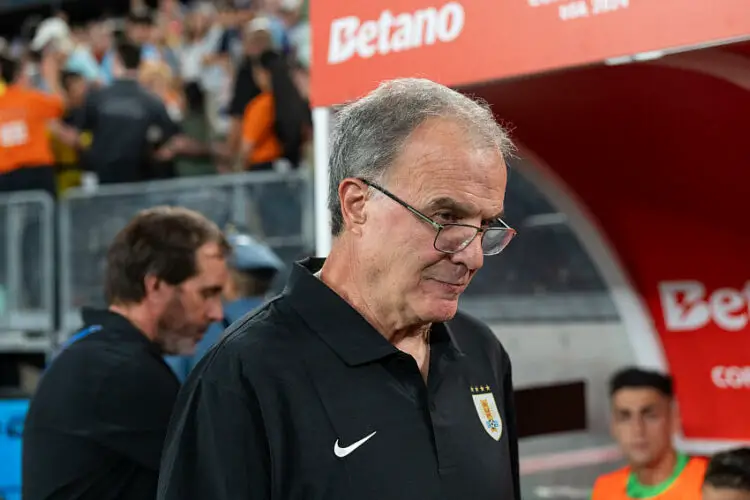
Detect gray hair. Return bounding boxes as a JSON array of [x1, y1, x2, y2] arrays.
[[328, 77, 514, 236]]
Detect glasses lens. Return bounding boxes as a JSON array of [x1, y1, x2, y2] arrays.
[[481, 228, 515, 256], [435, 225, 479, 254]]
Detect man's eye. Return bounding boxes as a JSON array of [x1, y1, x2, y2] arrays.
[[435, 212, 457, 222]]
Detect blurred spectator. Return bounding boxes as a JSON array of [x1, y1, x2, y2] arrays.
[[139, 60, 185, 122], [225, 16, 275, 161], [51, 70, 91, 194], [27, 15, 75, 93], [239, 49, 308, 170], [0, 50, 65, 309], [64, 23, 105, 85], [155, 0, 186, 49], [179, 3, 225, 139], [278, 0, 310, 69], [29, 13, 70, 54], [69, 41, 182, 185], [88, 20, 114, 71], [101, 10, 160, 84], [0, 51, 64, 196], [150, 19, 181, 77]]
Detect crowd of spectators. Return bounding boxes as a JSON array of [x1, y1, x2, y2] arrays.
[[0, 0, 312, 197]]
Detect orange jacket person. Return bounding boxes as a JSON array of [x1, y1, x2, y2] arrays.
[[0, 53, 64, 196], [592, 368, 707, 500]]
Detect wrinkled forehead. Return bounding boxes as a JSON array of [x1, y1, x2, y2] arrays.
[[191, 242, 227, 274], [387, 119, 508, 217]]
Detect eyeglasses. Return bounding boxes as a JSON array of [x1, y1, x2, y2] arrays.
[[358, 178, 517, 256]]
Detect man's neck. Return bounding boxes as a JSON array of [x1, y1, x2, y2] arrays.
[[320, 243, 430, 343], [633, 449, 679, 486], [108, 303, 158, 341]]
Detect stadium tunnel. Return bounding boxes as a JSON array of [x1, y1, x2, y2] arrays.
[[310, 2, 750, 453]]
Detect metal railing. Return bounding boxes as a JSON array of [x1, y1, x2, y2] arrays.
[[57, 170, 315, 330], [1, 163, 621, 344], [0, 191, 56, 334]]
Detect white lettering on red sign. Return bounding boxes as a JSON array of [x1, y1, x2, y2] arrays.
[[327, 2, 465, 65], [658, 281, 750, 332], [712, 366, 750, 389]]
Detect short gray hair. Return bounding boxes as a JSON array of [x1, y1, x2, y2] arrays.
[[328, 78, 514, 236]]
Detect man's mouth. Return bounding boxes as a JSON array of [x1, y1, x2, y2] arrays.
[[431, 278, 468, 292]]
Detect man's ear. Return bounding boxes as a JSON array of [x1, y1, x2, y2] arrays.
[[669, 400, 682, 437], [144, 274, 166, 303], [337, 178, 369, 235]]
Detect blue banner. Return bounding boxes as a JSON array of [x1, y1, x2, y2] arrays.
[[0, 399, 28, 500]]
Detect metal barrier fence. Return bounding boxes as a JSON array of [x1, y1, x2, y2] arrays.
[[58, 170, 314, 331], [1, 162, 618, 340], [0, 191, 56, 334]]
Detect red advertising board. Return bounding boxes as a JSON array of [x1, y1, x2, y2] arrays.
[[310, 0, 750, 107]]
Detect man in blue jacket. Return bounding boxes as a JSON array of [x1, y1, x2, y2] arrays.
[[166, 229, 284, 381]]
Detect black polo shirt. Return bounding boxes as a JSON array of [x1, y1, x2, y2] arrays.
[[23, 309, 180, 500], [158, 258, 520, 500]]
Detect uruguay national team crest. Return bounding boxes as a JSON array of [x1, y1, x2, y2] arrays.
[[470, 385, 503, 441]]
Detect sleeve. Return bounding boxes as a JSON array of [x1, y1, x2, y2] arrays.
[[242, 95, 273, 145], [157, 377, 271, 500], [152, 99, 181, 143], [66, 50, 102, 83], [31, 91, 64, 120], [73, 90, 97, 131], [91, 361, 178, 471], [501, 348, 521, 500]]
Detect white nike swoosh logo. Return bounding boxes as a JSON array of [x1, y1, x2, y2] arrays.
[[333, 431, 377, 458]]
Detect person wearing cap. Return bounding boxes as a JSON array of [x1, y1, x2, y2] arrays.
[[165, 228, 284, 381]]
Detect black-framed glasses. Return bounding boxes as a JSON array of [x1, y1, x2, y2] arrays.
[[358, 178, 517, 256]]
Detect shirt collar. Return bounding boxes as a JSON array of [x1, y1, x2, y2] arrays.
[[284, 258, 463, 366], [80, 307, 163, 355]]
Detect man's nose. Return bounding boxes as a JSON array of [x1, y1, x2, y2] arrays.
[[207, 298, 224, 322], [449, 234, 484, 272]]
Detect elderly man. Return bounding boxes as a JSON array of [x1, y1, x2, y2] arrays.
[[23, 206, 229, 500], [157, 78, 520, 500]]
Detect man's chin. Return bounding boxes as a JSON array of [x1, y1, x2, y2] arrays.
[[162, 336, 199, 356], [423, 298, 460, 323]]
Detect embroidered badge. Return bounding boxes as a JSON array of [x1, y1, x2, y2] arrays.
[[470, 385, 503, 441]]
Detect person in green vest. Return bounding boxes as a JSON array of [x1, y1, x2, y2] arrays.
[[592, 367, 707, 500]]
